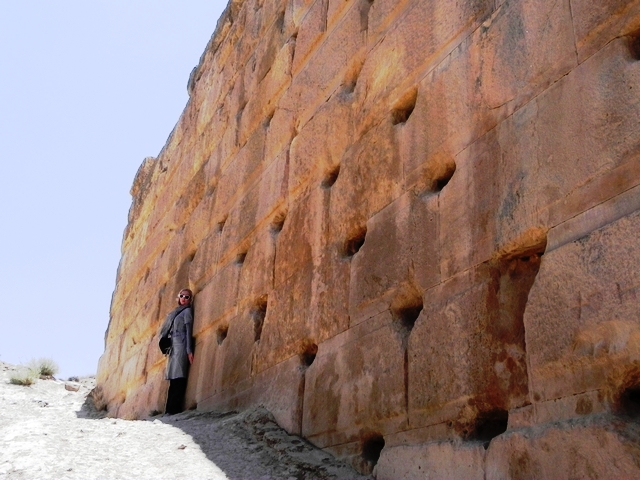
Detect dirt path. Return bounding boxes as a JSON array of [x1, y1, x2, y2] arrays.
[[0, 362, 368, 480]]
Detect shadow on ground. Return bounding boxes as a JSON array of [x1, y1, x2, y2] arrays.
[[77, 393, 369, 480], [160, 408, 368, 479]]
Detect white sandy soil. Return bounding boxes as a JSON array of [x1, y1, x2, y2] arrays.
[[0, 362, 368, 480]]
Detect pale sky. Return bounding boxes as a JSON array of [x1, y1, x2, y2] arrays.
[[0, 1, 228, 379]]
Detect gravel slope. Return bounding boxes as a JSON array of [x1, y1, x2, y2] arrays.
[[0, 362, 368, 480]]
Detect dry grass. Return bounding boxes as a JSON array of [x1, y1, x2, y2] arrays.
[[28, 358, 59, 378], [8, 358, 60, 386], [9, 369, 36, 386]]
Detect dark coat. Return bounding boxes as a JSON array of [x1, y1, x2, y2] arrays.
[[160, 305, 193, 380]]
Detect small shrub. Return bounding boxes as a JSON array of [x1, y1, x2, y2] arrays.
[[10, 369, 36, 386], [68, 376, 80, 382], [28, 358, 59, 378]]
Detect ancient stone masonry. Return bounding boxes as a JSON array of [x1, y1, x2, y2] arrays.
[[98, 0, 640, 476]]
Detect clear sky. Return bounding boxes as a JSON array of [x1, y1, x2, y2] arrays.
[[0, 1, 228, 379]]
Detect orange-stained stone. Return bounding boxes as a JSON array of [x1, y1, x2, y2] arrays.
[[98, 0, 640, 475]]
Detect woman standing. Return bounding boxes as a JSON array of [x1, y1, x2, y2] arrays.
[[159, 288, 194, 414]]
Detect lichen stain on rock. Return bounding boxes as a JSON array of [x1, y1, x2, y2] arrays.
[[509, 450, 540, 480]]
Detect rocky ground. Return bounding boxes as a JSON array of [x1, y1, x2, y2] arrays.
[[0, 362, 369, 480]]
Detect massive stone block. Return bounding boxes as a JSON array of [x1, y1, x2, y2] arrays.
[[98, 0, 640, 476], [302, 311, 407, 448], [485, 416, 640, 479], [525, 209, 640, 404]]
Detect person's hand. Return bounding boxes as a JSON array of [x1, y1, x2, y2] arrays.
[[188, 353, 194, 364]]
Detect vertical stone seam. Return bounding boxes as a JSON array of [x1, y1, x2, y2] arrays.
[[567, 0, 580, 64]]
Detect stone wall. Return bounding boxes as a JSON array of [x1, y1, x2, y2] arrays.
[[97, 0, 640, 476]]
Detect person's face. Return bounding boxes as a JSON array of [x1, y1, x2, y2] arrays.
[[178, 291, 192, 306]]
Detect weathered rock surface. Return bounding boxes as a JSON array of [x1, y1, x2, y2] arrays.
[[98, 0, 640, 476]]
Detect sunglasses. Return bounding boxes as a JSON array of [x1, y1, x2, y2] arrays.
[[179, 294, 191, 299]]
